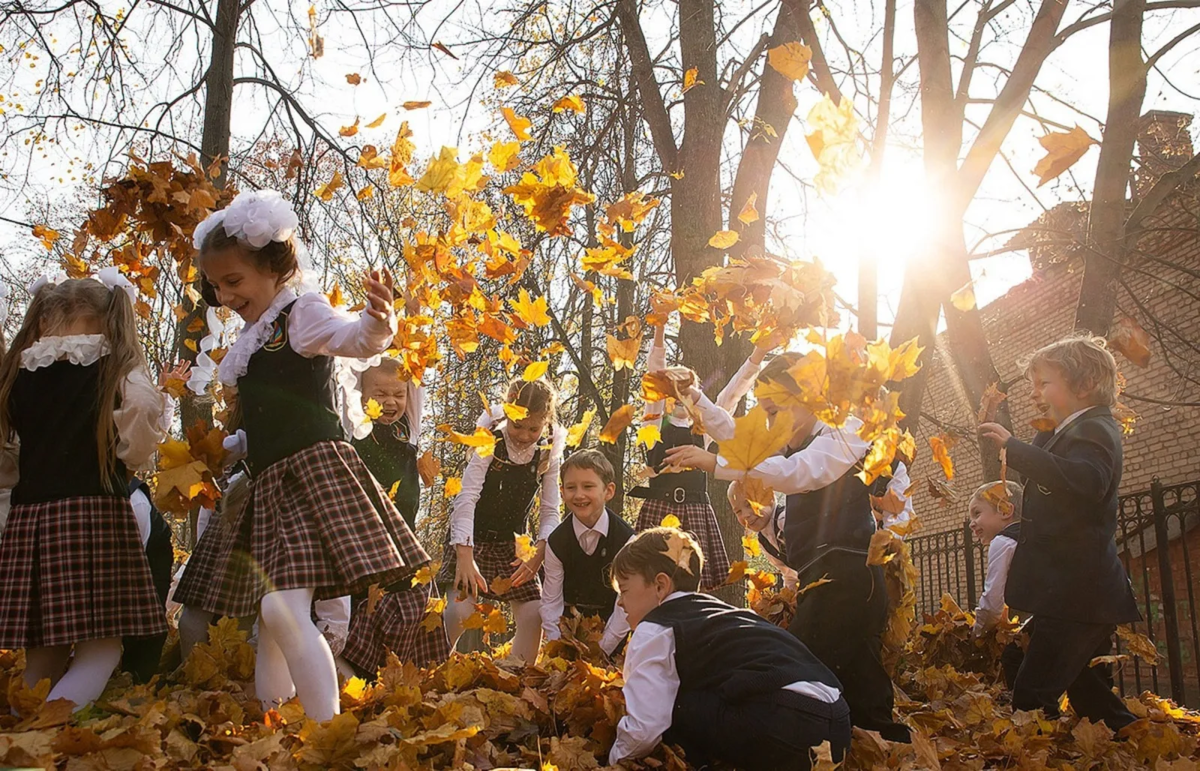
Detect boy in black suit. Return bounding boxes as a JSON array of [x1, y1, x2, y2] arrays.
[[980, 334, 1141, 730]]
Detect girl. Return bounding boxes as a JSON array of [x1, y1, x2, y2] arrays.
[[437, 376, 565, 664], [171, 190, 431, 722], [339, 356, 451, 677], [0, 275, 168, 710]]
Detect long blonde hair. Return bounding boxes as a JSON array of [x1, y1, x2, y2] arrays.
[[0, 279, 147, 491]]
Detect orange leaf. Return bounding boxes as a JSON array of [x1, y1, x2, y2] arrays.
[[599, 405, 634, 444], [501, 107, 532, 141], [552, 94, 586, 114], [767, 41, 813, 82], [403, 100, 432, 110], [977, 382, 1007, 423], [707, 230, 739, 249], [737, 193, 759, 225], [365, 113, 387, 128], [346, 73, 362, 85], [1032, 126, 1098, 187], [929, 433, 956, 481], [339, 117, 360, 137], [494, 71, 519, 88], [683, 67, 702, 93], [1109, 314, 1152, 367]]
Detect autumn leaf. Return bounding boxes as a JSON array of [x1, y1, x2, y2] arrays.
[[431, 41, 458, 58], [445, 477, 463, 497], [707, 229, 739, 250], [501, 107, 533, 141], [977, 382, 1007, 423], [866, 527, 897, 566], [388, 480, 401, 501], [523, 360, 549, 381], [1031, 416, 1058, 432], [509, 288, 551, 327], [552, 94, 586, 114], [606, 332, 641, 371], [416, 449, 440, 486], [313, 170, 344, 201], [725, 561, 749, 585], [743, 534, 762, 557], [636, 424, 661, 450], [767, 41, 813, 82], [719, 404, 794, 471], [364, 398, 384, 421], [1116, 624, 1159, 664], [403, 100, 432, 110], [491, 576, 514, 595], [1109, 314, 1152, 367], [421, 596, 447, 631], [566, 408, 595, 448], [339, 117, 360, 137], [742, 476, 776, 515], [599, 404, 634, 443], [979, 481, 1014, 518], [798, 574, 834, 596], [439, 424, 499, 457], [950, 279, 976, 311], [1033, 126, 1098, 187], [31, 224, 59, 250], [494, 70, 519, 88], [503, 402, 529, 422], [416, 146, 460, 195], [682, 67, 702, 93], [929, 433, 956, 481], [806, 94, 864, 194], [346, 73, 362, 85], [737, 193, 759, 225], [514, 533, 536, 562], [366, 113, 387, 128], [660, 513, 682, 528], [489, 140, 521, 172]]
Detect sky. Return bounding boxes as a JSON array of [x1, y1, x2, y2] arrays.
[[0, 0, 1197, 334]]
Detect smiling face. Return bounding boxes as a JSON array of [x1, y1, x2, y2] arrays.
[[1029, 362, 1092, 425], [362, 367, 409, 425], [200, 247, 285, 323], [561, 465, 615, 527], [968, 495, 1011, 545]]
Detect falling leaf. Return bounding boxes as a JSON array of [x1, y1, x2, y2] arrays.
[[599, 405, 635, 444], [929, 433, 956, 481], [977, 383, 1007, 423], [1030, 416, 1058, 432], [1116, 625, 1159, 664], [509, 289, 551, 327], [866, 527, 897, 566], [313, 171, 344, 201], [421, 596, 447, 631], [364, 398, 384, 421], [503, 402, 529, 422], [660, 513, 682, 528], [445, 477, 463, 497], [514, 533, 536, 562], [489, 140, 521, 172], [388, 481, 401, 501], [798, 574, 834, 595], [1032, 126, 1098, 187], [339, 117, 360, 137], [523, 361, 549, 381], [1109, 314, 1152, 367], [494, 71, 519, 88], [403, 100, 432, 110], [346, 73, 362, 85], [979, 481, 1014, 518], [439, 424, 499, 457], [806, 94, 864, 195], [552, 94, 586, 114], [501, 107, 533, 141], [743, 534, 761, 557], [719, 405, 794, 471], [742, 476, 776, 514], [636, 424, 662, 450], [566, 408, 595, 447], [31, 224, 59, 250], [431, 41, 458, 58], [950, 279, 976, 311], [416, 449, 440, 486], [707, 229, 739, 249], [725, 561, 749, 585], [767, 41, 813, 82], [416, 146, 461, 195], [737, 193, 759, 225], [682, 67, 701, 93], [366, 113, 387, 128], [606, 332, 641, 371], [491, 576, 513, 595]]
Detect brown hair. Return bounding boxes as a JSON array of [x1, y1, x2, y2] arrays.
[[0, 278, 148, 491], [561, 448, 615, 486], [196, 226, 300, 307], [970, 480, 1024, 520], [1019, 334, 1119, 407], [611, 527, 703, 593], [366, 356, 408, 381], [504, 376, 559, 425]]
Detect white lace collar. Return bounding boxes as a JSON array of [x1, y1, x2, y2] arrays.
[[20, 334, 111, 371], [217, 288, 298, 385]]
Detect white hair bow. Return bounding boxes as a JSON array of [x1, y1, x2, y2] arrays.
[[96, 266, 138, 304], [27, 272, 68, 296]]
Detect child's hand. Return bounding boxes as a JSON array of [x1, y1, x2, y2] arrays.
[[510, 540, 546, 587], [663, 445, 718, 473], [979, 422, 1012, 447], [159, 361, 191, 398], [364, 269, 396, 324], [454, 545, 487, 599]]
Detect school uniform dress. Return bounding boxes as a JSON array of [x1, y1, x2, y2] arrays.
[[342, 405, 452, 675], [696, 396, 912, 743], [610, 592, 850, 771], [121, 478, 175, 682], [972, 522, 1019, 636], [0, 335, 168, 648], [1003, 406, 1141, 729], [173, 290, 431, 619], [436, 414, 566, 604], [540, 510, 634, 653]]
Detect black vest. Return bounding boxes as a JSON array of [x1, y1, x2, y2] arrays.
[[10, 360, 128, 505], [130, 478, 174, 604], [757, 504, 788, 565], [643, 593, 842, 702], [647, 420, 707, 493], [998, 521, 1021, 542], [475, 430, 544, 541], [782, 430, 879, 572], [546, 511, 634, 617], [353, 416, 419, 528], [239, 301, 342, 475]]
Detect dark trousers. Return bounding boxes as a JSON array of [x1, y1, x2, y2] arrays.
[[1011, 616, 1137, 730], [121, 513, 174, 683], [667, 688, 852, 771], [788, 552, 910, 743]]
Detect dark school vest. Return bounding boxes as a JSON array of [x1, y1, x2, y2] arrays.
[[474, 430, 545, 541], [354, 416, 420, 528], [646, 420, 708, 493], [10, 360, 128, 504], [239, 301, 343, 475], [998, 521, 1020, 542], [757, 504, 788, 564], [643, 593, 842, 702], [546, 512, 635, 617]]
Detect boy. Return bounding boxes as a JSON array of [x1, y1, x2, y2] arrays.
[[980, 334, 1141, 730], [541, 449, 634, 655], [609, 527, 850, 770], [967, 480, 1024, 638], [727, 480, 797, 590]]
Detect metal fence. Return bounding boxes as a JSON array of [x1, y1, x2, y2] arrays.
[[908, 477, 1200, 708]]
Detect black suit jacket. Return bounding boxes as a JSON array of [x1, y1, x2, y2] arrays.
[[1004, 406, 1141, 625]]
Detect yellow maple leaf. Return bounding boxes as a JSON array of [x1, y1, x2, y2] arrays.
[[514, 533, 536, 562], [364, 398, 383, 421], [509, 288, 551, 327], [606, 332, 641, 371], [743, 476, 776, 515], [410, 563, 438, 586], [660, 530, 695, 575], [660, 513, 682, 528], [501, 106, 532, 141], [522, 361, 549, 381], [494, 71, 519, 88], [440, 424, 498, 458], [767, 41, 813, 82], [313, 170, 344, 201], [502, 402, 529, 422], [388, 480, 401, 500], [489, 140, 521, 172], [742, 534, 761, 557], [1033, 126, 1097, 187], [806, 94, 864, 195], [566, 408, 595, 447], [719, 405, 794, 471], [416, 146, 460, 195], [737, 192, 759, 225], [388, 121, 416, 187], [445, 477, 463, 497], [552, 94, 586, 114], [365, 113, 387, 128], [950, 279, 976, 311], [708, 229, 739, 249], [599, 404, 634, 444], [682, 67, 701, 93], [421, 596, 447, 631], [725, 560, 749, 585], [637, 424, 662, 450], [503, 147, 596, 235], [31, 224, 59, 250]]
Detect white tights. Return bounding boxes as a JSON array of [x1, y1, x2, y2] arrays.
[[443, 596, 542, 664], [24, 637, 122, 711], [256, 587, 339, 722]]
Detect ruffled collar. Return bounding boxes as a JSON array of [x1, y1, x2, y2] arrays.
[[217, 288, 297, 385], [20, 334, 111, 371]]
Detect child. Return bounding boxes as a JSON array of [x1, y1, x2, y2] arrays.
[[980, 335, 1141, 731], [121, 476, 176, 683], [967, 480, 1024, 637], [437, 376, 566, 664], [727, 480, 797, 590], [0, 275, 168, 710], [664, 353, 911, 742], [609, 527, 850, 770], [171, 190, 431, 722], [540, 449, 634, 655], [339, 357, 451, 677]]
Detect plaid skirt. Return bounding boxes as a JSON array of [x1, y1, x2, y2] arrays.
[[636, 499, 732, 591], [436, 540, 541, 603], [341, 583, 451, 674], [174, 441, 430, 619], [0, 496, 168, 648]]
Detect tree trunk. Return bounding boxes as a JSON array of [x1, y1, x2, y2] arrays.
[[1074, 0, 1147, 336]]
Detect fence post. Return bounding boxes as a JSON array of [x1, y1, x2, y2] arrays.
[[1151, 477, 1186, 705], [964, 519, 977, 611]]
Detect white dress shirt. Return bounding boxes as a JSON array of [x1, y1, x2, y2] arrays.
[[1053, 407, 1092, 434], [539, 510, 630, 653], [973, 533, 1018, 635], [448, 415, 566, 546], [130, 486, 154, 547], [642, 342, 761, 449], [609, 591, 843, 765]]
